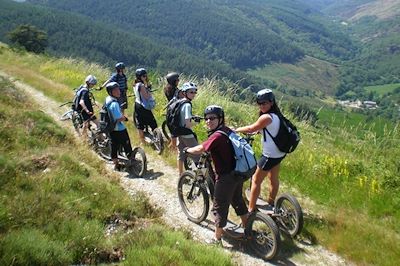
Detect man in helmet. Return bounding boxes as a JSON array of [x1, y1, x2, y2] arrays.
[[176, 82, 201, 175], [184, 105, 249, 245], [101, 62, 128, 113], [164, 72, 180, 101], [76, 75, 99, 138], [105, 82, 132, 171]]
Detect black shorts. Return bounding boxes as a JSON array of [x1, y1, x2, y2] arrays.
[[134, 102, 157, 130], [81, 112, 96, 122], [257, 155, 285, 171]]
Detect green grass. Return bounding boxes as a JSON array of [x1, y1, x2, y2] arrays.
[[0, 75, 232, 265], [364, 83, 400, 96], [1, 45, 399, 265], [316, 106, 396, 137], [248, 55, 340, 96]]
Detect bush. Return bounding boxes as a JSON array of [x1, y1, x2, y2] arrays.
[[7, 24, 48, 54]]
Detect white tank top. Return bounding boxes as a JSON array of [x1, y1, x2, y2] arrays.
[[134, 82, 143, 105], [260, 113, 286, 158]]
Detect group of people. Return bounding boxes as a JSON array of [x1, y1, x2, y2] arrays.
[[74, 62, 288, 245]]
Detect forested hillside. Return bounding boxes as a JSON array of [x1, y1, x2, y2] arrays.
[[27, 0, 356, 68], [0, 0, 267, 95]]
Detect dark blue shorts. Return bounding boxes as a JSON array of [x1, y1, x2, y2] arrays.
[[257, 155, 285, 171]]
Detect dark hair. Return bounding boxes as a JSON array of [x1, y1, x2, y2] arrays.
[[259, 99, 283, 117]]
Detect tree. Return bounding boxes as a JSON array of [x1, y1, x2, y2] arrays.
[[8, 24, 48, 54]]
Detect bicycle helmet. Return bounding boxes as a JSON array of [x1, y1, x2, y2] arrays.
[[106, 82, 119, 95], [115, 62, 125, 70], [135, 68, 147, 78], [180, 82, 197, 92], [84, 75, 97, 85], [166, 72, 180, 85], [256, 88, 275, 103], [204, 105, 224, 120]]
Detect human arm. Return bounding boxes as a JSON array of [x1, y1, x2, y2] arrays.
[[235, 114, 272, 134], [79, 99, 92, 114], [185, 144, 205, 155], [138, 83, 152, 100]]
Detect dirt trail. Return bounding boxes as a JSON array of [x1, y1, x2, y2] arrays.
[[1, 71, 351, 266]]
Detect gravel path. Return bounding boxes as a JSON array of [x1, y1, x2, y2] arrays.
[[1, 71, 352, 266]]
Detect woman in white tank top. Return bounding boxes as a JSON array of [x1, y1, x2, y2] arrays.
[[235, 89, 286, 213]]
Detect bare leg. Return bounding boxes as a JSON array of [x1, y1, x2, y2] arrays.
[[215, 227, 223, 240], [267, 164, 280, 205], [177, 159, 184, 176], [138, 129, 145, 145], [248, 167, 267, 212]]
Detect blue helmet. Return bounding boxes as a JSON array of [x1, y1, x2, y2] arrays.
[[115, 62, 125, 70]]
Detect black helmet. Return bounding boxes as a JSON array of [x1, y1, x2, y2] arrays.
[[106, 82, 119, 95], [166, 72, 179, 85], [135, 68, 147, 78], [204, 105, 224, 120], [256, 89, 275, 103], [115, 62, 125, 70]]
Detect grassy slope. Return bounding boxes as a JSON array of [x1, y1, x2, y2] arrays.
[[248, 56, 340, 96], [1, 45, 399, 265], [0, 51, 232, 264], [365, 83, 400, 95]]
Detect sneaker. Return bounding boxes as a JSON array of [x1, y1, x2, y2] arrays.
[[206, 238, 223, 247], [260, 204, 275, 214], [223, 227, 245, 240]]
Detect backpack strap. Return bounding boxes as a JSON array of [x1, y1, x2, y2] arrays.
[[105, 99, 117, 123], [263, 114, 279, 147]]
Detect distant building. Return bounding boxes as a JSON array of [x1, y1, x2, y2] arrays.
[[363, 101, 378, 109], [338, 99, 378, 110]]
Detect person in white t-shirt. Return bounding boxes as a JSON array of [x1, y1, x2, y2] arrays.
[[235, 89, 286, 213]]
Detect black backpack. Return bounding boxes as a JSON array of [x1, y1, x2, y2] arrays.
[[99, 100, 117, 134], [72, 86, 85, 111], [264, 114, 300, 153], [166, 98, 193, 136]]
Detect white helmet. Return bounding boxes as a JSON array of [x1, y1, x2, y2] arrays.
[[85, 75, 97, 85], [180, 82, 197, 92]]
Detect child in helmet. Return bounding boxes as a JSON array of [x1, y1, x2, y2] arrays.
[[235, 89, 286, 214], [133, 68, 157, 145], [101, 62, 128, 113], [104, 82, 133, 171], [76, 75, 99, 138]]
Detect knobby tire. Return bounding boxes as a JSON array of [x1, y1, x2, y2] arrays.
[[177, 171, 209, 223], [246, 212, 280, 261], [274, 193, 303, 237]]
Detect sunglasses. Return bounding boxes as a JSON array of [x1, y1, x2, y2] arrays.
[[204, 116, 218, 121], [188, 90, 197, 94]]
